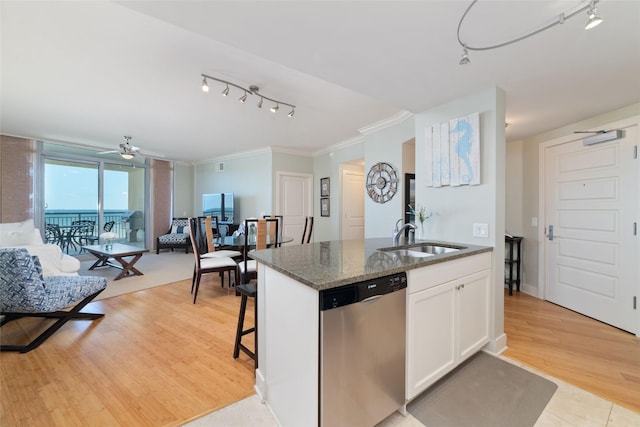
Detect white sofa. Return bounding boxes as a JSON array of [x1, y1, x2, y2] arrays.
[[0, 219, 80, 276]]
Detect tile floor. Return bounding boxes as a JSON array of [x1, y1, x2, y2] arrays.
[[183, 356, 640, 427]]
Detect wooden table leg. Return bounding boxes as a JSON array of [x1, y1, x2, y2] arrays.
[[112, 254, 144, 280]]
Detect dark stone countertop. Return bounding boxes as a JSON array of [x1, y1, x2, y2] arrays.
[[249, 237, 493, 291]]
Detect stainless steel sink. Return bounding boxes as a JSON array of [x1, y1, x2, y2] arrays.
[[384, 249, 433, 258], [379, 243, 464, 259], [406, 244, 462, 254]]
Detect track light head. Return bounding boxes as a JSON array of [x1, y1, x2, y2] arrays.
[[221, 84, 229, 96], [202, 77, 209, 92], [271, 103, 279, 113], [239, 92, 248, 103], [257, 97, 263, 108], [459, 44, 470, 65], [585, 2, 603, 30], [288, 108, 295, 118]]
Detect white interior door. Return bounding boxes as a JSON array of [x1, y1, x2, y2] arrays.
[[544, 125, 638, 333], [276, 172, 312, 245], [341, 167, 364, 241]]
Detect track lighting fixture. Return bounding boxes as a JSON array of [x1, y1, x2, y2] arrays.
[[585, 0, 603, 29], [457, 0, 603, 65], [201, 73, 296, 117]]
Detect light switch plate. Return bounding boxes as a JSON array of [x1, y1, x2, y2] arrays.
[[473, 223, 489, 238]]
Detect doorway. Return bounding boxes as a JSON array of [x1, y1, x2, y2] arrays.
[[275, 172, 312, 245], [541, 120, 638, 334], [340, 164, 365, 241]]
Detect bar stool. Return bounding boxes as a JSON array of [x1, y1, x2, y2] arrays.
[[233, 283, 257, 368]]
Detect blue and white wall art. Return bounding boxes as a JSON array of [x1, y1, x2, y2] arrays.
[[425, 112, 480, 187]]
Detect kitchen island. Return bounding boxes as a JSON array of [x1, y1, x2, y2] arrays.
[[250, 238, 492, 426]]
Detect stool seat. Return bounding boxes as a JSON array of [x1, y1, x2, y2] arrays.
[[234, 283, 257, 368]]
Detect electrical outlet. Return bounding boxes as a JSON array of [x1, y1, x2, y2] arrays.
[[473, 223, 489, 238]]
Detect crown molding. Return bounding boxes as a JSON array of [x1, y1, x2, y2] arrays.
[[313, 134, 365, 157], [358, 110, 414, 135], [196, 146, 272, 165]]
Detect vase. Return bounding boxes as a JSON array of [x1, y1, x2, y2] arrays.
[[105, 240, 112, 250], [417, 222, 426, 240]]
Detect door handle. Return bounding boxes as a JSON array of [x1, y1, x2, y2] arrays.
[[547, 225, 561, 240]]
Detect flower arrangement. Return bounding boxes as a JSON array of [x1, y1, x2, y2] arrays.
[[408, 204, 432, 225], [100, 231, 117, 249]]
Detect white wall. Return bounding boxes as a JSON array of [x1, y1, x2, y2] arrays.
[[414, 86, 506, 353], [505, 140, 524, 236], [195, 149, 273, 222], [364, 117, 416, 238], [313, 140, 365, 241]]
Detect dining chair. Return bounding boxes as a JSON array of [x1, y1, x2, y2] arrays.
[[262, 215, 283, 247], [45, 223, 63, 246], [202, 216, 242, 259], [238, 218, 279, 284], [69, 220, 95, 253], [85, 221, 116, 245], [301, 216, 314, 244], [187, 217, 239, 304]]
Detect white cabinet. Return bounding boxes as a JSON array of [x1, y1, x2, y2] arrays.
[[406, 252, 491, 400]]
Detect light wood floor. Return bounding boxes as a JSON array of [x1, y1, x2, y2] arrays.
[[504, 291, 640, 414], [2, 283, 639, 426], [0, 276, 256, 427]]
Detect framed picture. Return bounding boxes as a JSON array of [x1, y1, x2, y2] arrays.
[[320, 177, 330, 197], [320, 197, 330, 217]]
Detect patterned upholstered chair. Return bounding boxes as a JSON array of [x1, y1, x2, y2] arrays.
[[156, 218, 191, 254], [0, 248, 107, 353]]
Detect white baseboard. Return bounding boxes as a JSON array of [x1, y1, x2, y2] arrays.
[[484, 333, 508, 356], [255, 369, 266, 403]]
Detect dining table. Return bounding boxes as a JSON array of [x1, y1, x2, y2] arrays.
[[213, 234, 293, 257]]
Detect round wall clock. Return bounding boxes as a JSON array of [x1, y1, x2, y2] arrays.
[[366, 162, 399, 204]]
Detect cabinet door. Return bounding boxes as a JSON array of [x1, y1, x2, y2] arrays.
[[406, 281, 456, 399], [456, 269, 490, 362]]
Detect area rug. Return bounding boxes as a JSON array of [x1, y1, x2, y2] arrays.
[[77, 251, 194, 300], [407, 351, 558, 427]]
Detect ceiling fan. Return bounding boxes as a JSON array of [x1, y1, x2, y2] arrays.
[[98, 136, 141, 159]]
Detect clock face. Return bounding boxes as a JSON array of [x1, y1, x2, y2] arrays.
[[366, 162, 399, 203]]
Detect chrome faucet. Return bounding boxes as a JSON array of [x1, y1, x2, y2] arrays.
[[392, 219, 416, 246]]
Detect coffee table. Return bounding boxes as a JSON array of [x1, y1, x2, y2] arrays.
[[82, 243, 149, 280]]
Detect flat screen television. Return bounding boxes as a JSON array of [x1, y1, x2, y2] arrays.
[[202, 193, 234, 224]]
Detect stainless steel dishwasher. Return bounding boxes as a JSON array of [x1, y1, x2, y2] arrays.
[[319, 272, 407, 427]]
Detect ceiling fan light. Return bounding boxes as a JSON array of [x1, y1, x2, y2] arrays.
[[221, 84, 229, 96], [201, 77, 209, 92], [270, 103, 279, 113], [121, 153, 135, 160]]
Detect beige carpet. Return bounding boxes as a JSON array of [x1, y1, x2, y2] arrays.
[[77, 251, 194, 300]]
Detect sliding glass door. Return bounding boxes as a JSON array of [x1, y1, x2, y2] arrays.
[[42, 145, 147, 254]]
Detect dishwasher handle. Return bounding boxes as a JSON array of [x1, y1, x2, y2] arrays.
[[360, 295, 382, 304]]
